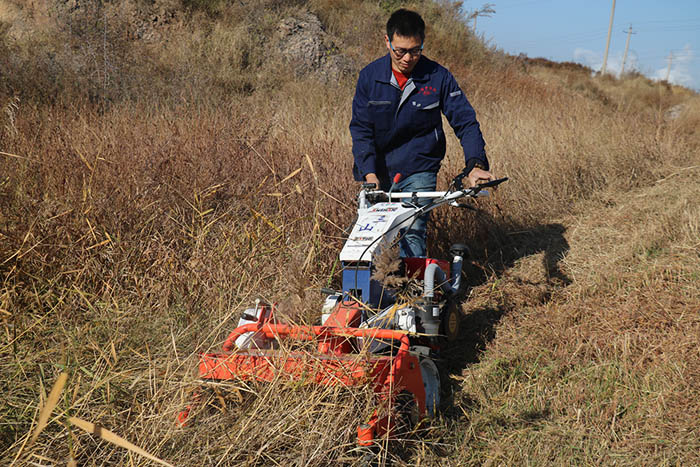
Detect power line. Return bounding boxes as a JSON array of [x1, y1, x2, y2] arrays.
[[513, 29, 610, 45], [637, 25, 700, 33], [494, 0, 556, 9], [634, 55, 697, 63], [630, 17, 700, 25]]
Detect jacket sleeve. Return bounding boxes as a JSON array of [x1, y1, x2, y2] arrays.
[[349, 71, 377, 181], [440, 70, 489, 171]]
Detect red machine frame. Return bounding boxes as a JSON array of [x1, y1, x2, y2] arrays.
[[178, 301, 428, 446]]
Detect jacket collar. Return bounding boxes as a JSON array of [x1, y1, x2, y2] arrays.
[[376, 54, 432, 83]]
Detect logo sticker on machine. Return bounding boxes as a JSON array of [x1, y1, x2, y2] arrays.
[[371, 207, 398, 212], [358, 224, 373, 232]]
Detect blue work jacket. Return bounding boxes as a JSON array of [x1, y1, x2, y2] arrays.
[[350, 54, 488, 182]]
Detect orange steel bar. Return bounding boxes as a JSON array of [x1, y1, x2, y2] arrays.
[[215, 323, 411, 393], [209, 322, 422, 445], [221, 323, 410, 355], [199, 351, 392, 387]]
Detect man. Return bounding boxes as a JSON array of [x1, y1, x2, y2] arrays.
[[350, 8, 494, 257]]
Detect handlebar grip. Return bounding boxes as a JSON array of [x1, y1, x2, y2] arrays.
[[477, 177, 508, 189]]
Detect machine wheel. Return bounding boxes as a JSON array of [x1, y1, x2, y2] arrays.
[[394, 390, 420, 434], [440, 299, 461, 343], [357, 447, 378, 467], [419, 358, 440, 418]]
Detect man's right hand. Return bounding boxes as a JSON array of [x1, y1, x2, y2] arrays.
[[467, 167, 495, 187], [364, 173, 380, 188]]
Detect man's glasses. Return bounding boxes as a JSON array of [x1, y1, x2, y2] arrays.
[[389, 41, 424, 58]]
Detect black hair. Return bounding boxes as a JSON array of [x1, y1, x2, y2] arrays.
[[386, 9, 425, 42]]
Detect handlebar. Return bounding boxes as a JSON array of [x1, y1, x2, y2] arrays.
[[365, 190, 467, 199], [474, 177, 509, 189], [350, 174, 507, 267], [364, 177, 508, 202]]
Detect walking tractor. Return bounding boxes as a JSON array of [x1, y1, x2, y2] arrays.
[[178, 168, 507, 447]]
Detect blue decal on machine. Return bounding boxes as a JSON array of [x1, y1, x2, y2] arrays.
[[358, 224, 373, 232]]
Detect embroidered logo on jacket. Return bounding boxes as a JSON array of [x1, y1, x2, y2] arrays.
[[419, 86, 437, 96]]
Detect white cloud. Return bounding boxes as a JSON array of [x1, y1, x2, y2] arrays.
[[573, 45, 695, 88], [652, 44, 694, 87], [573, 47, 601, 71], [573, 47, 638, 77]]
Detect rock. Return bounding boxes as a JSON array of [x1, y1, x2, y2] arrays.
[[276, 12, 353, 82], [665, 104, 685, 121]]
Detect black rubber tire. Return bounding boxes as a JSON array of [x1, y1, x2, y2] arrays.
[[394, 390, 420, 435], [440, 299, 461, 342]]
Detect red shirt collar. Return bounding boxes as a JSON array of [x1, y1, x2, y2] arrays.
[[392, 68, 410, 90]]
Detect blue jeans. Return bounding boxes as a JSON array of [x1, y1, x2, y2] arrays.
[[380, 172, 437, 258]]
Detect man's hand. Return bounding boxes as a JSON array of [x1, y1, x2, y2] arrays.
[[364, 173, 380, 188], [467, 167, 495, 187]]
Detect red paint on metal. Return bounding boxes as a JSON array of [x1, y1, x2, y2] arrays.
[[318, 302, 363, 355], [403, 257, 449, 280], [357, 423, 374, 446], [201, 321, 427, 444]]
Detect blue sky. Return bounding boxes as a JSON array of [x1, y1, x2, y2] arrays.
[[470, 0, 699, 90]]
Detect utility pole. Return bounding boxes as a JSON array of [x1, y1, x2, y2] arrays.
[[665, 52, 673, 82], [601, 0, 616, 75], [619, 25, 636, 78]]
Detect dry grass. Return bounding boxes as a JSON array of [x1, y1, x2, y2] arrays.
[[1, 0, 699, 465], [448, 169, 700, 465]]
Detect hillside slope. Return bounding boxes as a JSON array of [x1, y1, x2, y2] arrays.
[[1, 0, 698, 465], [451, 170, 700, 464]]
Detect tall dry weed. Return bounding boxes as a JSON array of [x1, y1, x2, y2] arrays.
[[451, 169, 700, 465]]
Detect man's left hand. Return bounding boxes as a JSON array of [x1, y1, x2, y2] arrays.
[[467, 167, 495, 187]]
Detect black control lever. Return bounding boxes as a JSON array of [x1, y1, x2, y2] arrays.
[[475, 177, 509, 189], [452, 168, 471, 191], [452, 166, 509, 190]]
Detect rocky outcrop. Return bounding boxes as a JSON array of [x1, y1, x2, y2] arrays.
[[276, 13, 353, 82], [53, 0, 179, 42], [665, 103, 685, 121]]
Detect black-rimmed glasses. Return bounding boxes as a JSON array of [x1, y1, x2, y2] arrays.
[[389, 41, 424, 58]]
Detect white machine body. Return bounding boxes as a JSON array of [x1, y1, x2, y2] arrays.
[[339, 202, 416, 262]]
